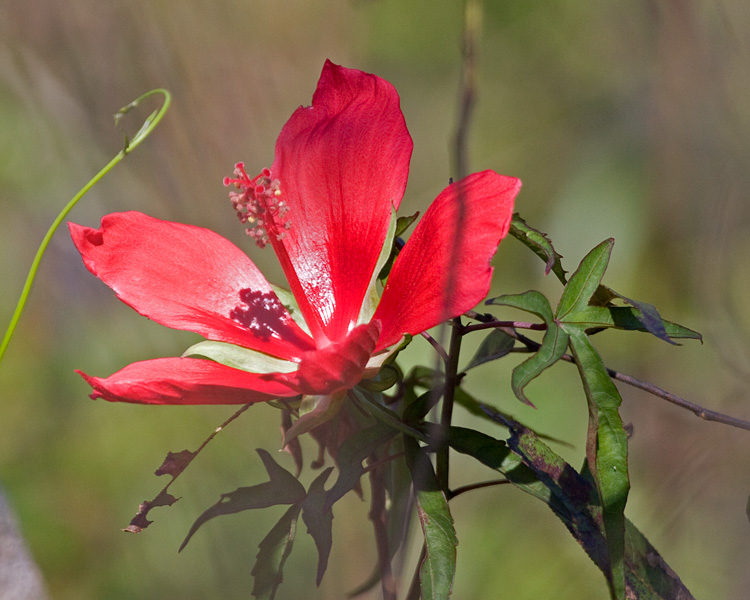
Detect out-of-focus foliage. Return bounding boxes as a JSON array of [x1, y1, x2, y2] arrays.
[[1, 0, 749, 598]]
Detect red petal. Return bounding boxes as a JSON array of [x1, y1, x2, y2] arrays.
[[373, 171, 520, 350], [77, 357, 299, 405], [269, 60, 413, 344], [291, 320, 381, 395], [69, 212, 315, 361]]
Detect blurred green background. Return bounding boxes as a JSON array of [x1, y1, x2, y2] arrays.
[[1, 0, 749, 598]]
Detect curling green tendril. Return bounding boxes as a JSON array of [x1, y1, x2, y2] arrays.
[[0, 88, 172, 365]]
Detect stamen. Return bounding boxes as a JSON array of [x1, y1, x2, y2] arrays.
[[224, 162, 291, 248]]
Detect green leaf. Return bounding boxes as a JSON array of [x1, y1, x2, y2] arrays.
[[251, 504, 302, 600], [487, 291, 569, 406], [605, 289, 689, 345], [324, 422, 397, 510], [358, 363, 401, 393], [179, 449, 305, 551], [403, 390, 437, 425], [301, 468, 335, 585], [404, 437, 457, 600], [622, 520, 695, 599], [509, 212, 568, 284], [448, 427, 557, 507], [463, 329, 515, 370], [346, 436, 415, 598], [453, 387, 572, 446], [405, 365, 443, 389], [563, 306, 702, 342], [565, 330, 629, 600], [449, 426, 607, 559], [556, 239, 614, 320], [449, 427, 694, 599], [487, 289, 554, 322]]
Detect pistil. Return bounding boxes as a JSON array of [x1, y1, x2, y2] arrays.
[[224, 163, 291, 248]]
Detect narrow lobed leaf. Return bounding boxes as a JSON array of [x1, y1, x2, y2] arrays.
[[606, 289, 681, 345], [404, 437, 457, 600], [453, 387, 572, 446], [324, 422, 397, 510], [449, 426, 694, 599], [251, 504, 302, 600], [563, 306, 702, 342], [488, 291, 569, 406], [301, 468, 335, 585], [556, 239, 614, 321], [509, 213, 568, 284], [154, 449, 196, 478], [122, 490, 179, 534], [565, 330, 629, 600], [179, 449, 305, 551], [464, 329, 515, 371]]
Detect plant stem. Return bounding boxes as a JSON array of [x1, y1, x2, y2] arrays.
[[464, 309, 750, 432], [368, 460, 397, 600], [461, 320, 547, 333], [419, 330, 450, 365], [436, 318, 464, 494], [451, 478, 511, 498], [453, 0, 482, 180], [0, 89, 171, 366], [405, 545, 427, 600]]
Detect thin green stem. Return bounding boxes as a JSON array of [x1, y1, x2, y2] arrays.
[[0, 89, 171, 366]]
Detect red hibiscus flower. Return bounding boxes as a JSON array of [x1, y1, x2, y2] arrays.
[[69, 60, 520, 409]]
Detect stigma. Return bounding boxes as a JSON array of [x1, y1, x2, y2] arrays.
[[224, 163, 291, 248]]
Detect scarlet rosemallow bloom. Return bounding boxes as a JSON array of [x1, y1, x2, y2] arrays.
[[69, 60, 520, 410]]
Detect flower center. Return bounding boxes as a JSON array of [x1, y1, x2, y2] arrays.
[[224, 163, 291, 248]]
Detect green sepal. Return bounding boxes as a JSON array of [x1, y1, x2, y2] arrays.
[[183, 340, 297, 374], [282, 393, 346, 447], [359, 207, 398, 325], [358, 363, 401, 392], [271, 284, 311, 337]]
